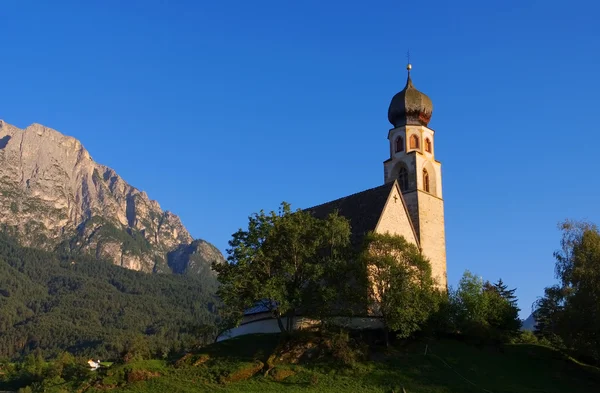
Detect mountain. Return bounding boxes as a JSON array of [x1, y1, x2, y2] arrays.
[[0, 119, 224, 273], [522, 313, 536, 331]]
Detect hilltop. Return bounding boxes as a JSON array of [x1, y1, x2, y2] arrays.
[[3, 333, 600, 392]]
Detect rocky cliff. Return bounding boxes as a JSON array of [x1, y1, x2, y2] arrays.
[[0, 119, 224, 273]]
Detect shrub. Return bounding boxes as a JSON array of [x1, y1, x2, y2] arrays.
[[327, 330, 366, 366], [309, 374, 319, 386], [221, 360, 264, 383], [270, 367, 296, 381], [126, 369, 160, 383], [511, 330, 538, 344], [192, 354, 210, 367]]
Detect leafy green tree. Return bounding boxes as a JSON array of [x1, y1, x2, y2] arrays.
[[484, 286, 522, 342], [533, 285, 565, 348], [534, 220, 600, 362], [453, 272, 488, 327], [451, 271, 521, 343], [213, 202, 352, 333], [121, 334, 152, 363], [359, 232, 439, 346]]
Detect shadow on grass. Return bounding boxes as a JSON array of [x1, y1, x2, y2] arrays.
[[201, 334, 281, 362], [173, 335, 600, 393]]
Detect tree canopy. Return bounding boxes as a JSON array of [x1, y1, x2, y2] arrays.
[[213, 202, 352, 333], [0, 232, 219, 361], [534, 220, 600, 363], [359, 232, 439, 344], [444, 271, 521, 343]]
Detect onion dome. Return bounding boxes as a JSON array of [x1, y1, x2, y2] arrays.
[[388, 64, 433, 127]]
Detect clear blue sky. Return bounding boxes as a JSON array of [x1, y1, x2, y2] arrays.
[[1, 0, 599, 318]]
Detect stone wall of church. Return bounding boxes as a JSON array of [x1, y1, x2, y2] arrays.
[[400, 190, 420, 237], [416, 191, 447, 289], [383, 125, 447, 290]]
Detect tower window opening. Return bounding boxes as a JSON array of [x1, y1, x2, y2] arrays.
[[410, 134, 420, 149], [423, 169, 430, 193], [395, 136, 403, 153], [398, 167, 408, 191], [425, 138, 432, 153]]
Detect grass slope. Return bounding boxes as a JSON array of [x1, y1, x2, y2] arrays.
[[86, 334, 600, 393]]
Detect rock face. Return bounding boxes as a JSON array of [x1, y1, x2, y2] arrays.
[[0, 119, 224, 273]]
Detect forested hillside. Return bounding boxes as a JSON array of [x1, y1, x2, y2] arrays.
[[0, 232, 219, 361]]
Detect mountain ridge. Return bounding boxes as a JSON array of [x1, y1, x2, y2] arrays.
[[0, 118, 223, 274]]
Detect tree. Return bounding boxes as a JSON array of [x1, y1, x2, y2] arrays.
[[451, 271, 521, 343], [359, 232, 439, 346], [532, 285, 565, 348], [213, 202, 352, 333], [534, 220, 600, 363], [484, 278, 518, 307]]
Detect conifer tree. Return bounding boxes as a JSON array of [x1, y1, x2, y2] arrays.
[[493, 278, 518, 306]]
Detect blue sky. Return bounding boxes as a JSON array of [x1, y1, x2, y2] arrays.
[[1, 0, 599, 318]]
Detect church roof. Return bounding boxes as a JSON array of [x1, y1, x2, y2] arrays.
[[305, 182, 395, 248]]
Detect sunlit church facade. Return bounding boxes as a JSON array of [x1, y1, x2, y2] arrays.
[[218, 65, 447, 341]]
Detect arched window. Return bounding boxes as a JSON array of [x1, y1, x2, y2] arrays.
[[423, 169, 430, 193], [398, 167, 408, 191], [425, 138, 432, 153], [410, 134, 420, 149], [395, 136, 403, 153]]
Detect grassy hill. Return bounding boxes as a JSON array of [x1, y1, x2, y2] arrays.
[[39, 333, 596, 393]]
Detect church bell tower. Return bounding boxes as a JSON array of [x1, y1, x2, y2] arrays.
[[383, 64, 447, 288]]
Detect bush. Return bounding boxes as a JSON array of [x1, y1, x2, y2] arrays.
[[221, 360, 264, 383], [511, 330, 538, 344], [329, 331, 357, 365], [126, 369, 160, 383], [270, 367, 296, 381]]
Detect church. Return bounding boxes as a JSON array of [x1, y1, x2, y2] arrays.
[[217, 65, 447, 341]]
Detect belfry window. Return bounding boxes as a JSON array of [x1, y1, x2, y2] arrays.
[[395, 136, 403, 153], [425, 138, 432, 153], [410, 135, 420, 149], [423, 169, 430, 193], [398, 167, 408, 191]]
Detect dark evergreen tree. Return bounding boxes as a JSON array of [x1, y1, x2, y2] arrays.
[[493, 278, 518, 306]]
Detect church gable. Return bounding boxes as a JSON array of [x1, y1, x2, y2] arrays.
[[374, 181, 419, 247]]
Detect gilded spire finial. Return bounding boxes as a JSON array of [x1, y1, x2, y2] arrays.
[[404, 50, 413, 87]]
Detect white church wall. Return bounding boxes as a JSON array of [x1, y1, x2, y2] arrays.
[[216, 317, 319, 342], [216, 316, 385, 342]]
